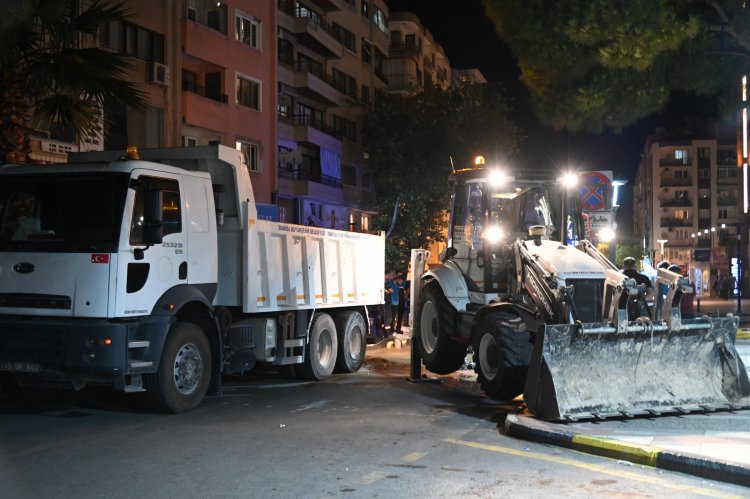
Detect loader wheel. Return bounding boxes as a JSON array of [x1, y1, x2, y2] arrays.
[[474, 313, 532, 400], [296, 313, 337, 381], [334, 311, 367, 373], [414, 281, 467, 375], [144, 321, 212, 414]]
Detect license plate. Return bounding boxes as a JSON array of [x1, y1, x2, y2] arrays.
[[0, 361, 41, 373]]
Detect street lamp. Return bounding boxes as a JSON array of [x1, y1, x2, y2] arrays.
[[657, 239, 668, 261]]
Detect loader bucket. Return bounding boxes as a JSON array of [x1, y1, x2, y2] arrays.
[[524, 316, 750, 421]]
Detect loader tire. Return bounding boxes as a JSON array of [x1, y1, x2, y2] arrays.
[[144, 322, 212, 414], [296, 313, 337, 381], [414, 281, 467, 375], [334, 311, 367, 373], [474, 313, 532, 400]]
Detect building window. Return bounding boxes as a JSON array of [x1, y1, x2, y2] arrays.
[[361, 1, 369, 18], [698, 188, 710, 198], [361, 85, 370, 105], [236, 140, 260, 172], [186, 0, 228, 35], [676, 230, 689, 240], [333, 115, 356, 141], [373, 6, 388, 34], [236, 13, 260, 49], [361, 38, 372, 64], [674, 210, 689, 219], [99, 21, 165, 63], [236, 75, 260, 110], [183, 136, 198, 147], [698, 168, 710, 179], [342, 164, 356, 186], [332, 68, 357, 99], [698, 147, 710, 159], [698, 208, 710, 220], [675, 170, 689, 179], [332, 22, 355, 52]]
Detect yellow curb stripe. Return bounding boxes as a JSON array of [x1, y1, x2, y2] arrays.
[[403, 452, 425, 462], [737, 331, 750, 340], [571, 434, 659, 467], [444, 438, 741, 498]]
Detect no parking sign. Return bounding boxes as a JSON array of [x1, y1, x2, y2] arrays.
[[579, 171, 612, 211]]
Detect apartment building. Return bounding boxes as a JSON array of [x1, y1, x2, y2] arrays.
[[384, 11, 452, 93], [276, 0, 390, 229], [96, 0, 278, 204], [634, 131, 740, 287]]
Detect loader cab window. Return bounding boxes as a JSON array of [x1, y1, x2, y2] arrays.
[[449, 182, 484, 257], [130, 177, 181, 245]]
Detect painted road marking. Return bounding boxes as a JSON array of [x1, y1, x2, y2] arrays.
[[444, 438, 742, 499], [403, 452, 425, 463], [361, 471, 387, 484]]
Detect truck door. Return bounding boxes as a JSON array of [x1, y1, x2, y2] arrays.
[[115, 173, 188, 316]]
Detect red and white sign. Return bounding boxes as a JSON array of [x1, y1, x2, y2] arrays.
[[91, 254, 109, 264]]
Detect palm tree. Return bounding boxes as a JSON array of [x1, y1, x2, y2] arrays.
[[0, 0, 146, 163]]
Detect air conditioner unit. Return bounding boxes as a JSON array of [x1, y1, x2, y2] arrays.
[[148, 62, 170, 86]]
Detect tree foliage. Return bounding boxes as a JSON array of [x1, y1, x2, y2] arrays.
[[363, 82, 518, 271], [483, 0, 749, 132], [0, 0, 146, 161]]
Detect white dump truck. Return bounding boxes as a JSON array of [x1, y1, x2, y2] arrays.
[[0, 145, 384, 413]]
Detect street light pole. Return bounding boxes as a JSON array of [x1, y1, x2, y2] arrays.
[[657, 239, 668, 262], [738, 229, 742, 314]]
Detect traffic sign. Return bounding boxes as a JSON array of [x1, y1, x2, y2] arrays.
[[579, 171, 612, 211]]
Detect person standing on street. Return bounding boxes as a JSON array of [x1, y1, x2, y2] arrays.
[[386, 274, 403, 333]]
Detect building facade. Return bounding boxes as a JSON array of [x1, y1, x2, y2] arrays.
[[634, 130, 740, 293]]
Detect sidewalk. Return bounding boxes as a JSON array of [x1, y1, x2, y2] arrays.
[[366, 334, 750, 488]]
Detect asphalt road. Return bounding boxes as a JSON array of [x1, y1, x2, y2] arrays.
[[1, 359, 748, 498]]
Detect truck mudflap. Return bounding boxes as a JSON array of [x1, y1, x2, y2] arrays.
[[523, 316, 750, 421]]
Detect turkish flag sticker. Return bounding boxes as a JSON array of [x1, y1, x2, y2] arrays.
[[91, 254, 109, 264]]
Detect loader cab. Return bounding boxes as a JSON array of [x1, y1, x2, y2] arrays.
[[446, 160, 586, 296]]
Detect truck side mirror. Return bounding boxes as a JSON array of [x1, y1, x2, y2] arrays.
[[143, 188, 164, 245]]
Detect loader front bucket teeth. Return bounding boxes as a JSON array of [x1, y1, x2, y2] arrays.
[[523, 317, 750, 421]]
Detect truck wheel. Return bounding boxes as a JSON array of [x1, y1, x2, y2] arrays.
[[296, 313, 337, 380], [334, 311, 367, 373], [144, 322, 212, 414], [473, 313, 532, 400], [414, 281, 467, 375]]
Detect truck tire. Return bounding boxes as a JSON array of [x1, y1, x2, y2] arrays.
[[296, 313, 338, 380], [414, 281, 467, 375], [144, 321, 212, 414], [474, 313, 532, 400], [334, 311, 367, 373]]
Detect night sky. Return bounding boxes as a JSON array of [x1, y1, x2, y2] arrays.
[[383, 0, 719, 240]]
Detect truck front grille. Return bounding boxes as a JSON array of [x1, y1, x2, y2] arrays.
[[0, 293, 72, 310]]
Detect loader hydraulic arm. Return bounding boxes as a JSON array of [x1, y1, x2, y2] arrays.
[[516, 241, 562, 322]]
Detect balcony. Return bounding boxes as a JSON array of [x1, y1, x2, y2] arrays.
[[717, 171, 739, 185], [389, 41, 420, 58], [659, 198, 692, 208], [660, 217, 693, 227], [278, 164, 342, 189], [278, 112, 342, 152], [659, 158, 691, 167], [384, 73, 419, 91], [182, 81, 228, 104], [660, 177, 692, 187], [717, 197, 738, 206], [278, 1, 341, 58]]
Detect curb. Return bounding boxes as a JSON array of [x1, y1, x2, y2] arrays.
[[737, 330, 750, 340], [504, 414, 750, 488]]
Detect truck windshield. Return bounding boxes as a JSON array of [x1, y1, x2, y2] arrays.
[[0, 173, 129, 252]]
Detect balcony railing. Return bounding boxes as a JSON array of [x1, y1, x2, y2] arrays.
[[660, 177, 692, 187], [182, 81, 228, 104], [717, 197, 738, 206], [280, 113, 341, 140], [278, 164, 342, 189], [660, 217, 693, 227], [389, 41, 420, 57], [659, 158, 691, 167], [295, 59, 357, 99], [659, 198, 692, 207]]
